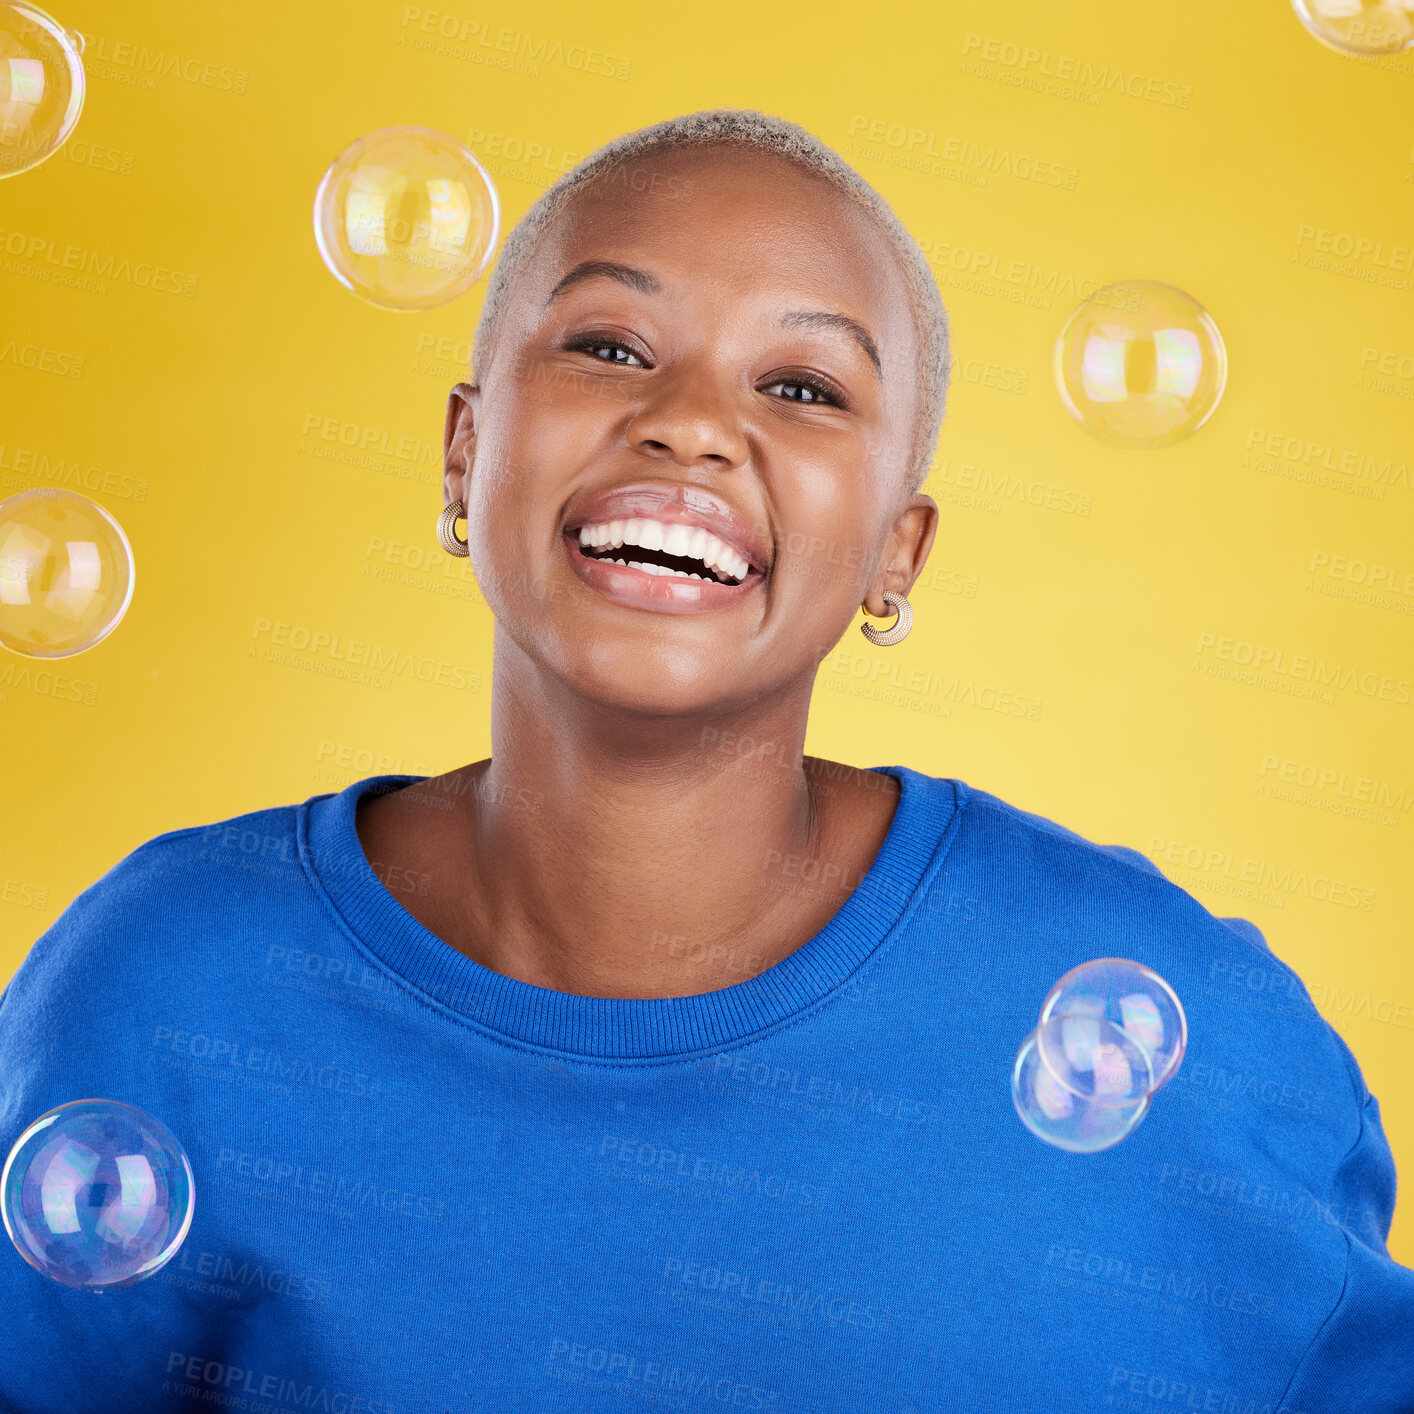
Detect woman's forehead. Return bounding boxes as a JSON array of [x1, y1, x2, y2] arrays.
[[536, 156, 914, 337], [556, 148, 883, 257]]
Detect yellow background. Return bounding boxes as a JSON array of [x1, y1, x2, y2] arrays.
[[2, 1, 1411, 1261]]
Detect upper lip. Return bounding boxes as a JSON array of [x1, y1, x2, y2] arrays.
[[563, 482, 772, 573]]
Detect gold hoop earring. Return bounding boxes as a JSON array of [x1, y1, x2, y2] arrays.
[[860, 589, 913, 646], [436, 500, 469, 557]]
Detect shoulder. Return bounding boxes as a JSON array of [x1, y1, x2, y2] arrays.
[[939, 775, 1388, 1220], [924, 772, 1368, 1122], [98, 795, 312, 909], [1, 793, 317, 1015], [934, 778, 1414, 1377], [886, 765, 1171, 886], [948, 778, 1276, 948], [954, 779, 1176, 888]]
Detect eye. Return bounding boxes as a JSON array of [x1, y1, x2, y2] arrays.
[[563, 334, 845, 408], [563, 334, 647, 367], [760, 372, 844, 408]]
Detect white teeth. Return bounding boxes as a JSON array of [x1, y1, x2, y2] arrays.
[[574, 515, 753, 583], [605, 558, 706, 580], [662, 524, 693, 557]]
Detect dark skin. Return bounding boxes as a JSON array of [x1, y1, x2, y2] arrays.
[[357, 144, 939, 1000]]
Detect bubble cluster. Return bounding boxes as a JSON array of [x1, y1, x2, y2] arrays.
[[2, 1099, 195, 1290], [1054, 281, 1227, 449], [1291, 0, 1414, 53], [0, 2, 84, 178], [313, 125, 500, 311], [0, 488, 135, 657], [1012, 958, 1187, 1153]]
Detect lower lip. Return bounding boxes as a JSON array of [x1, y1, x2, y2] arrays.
[[562, 530, 765, 615]]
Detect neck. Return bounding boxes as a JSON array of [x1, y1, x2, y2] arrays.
[[431, 633, 845, 999]]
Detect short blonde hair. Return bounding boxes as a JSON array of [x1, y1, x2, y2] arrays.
[[470, 107, 950, 497]]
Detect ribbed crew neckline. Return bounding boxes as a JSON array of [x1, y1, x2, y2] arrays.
[[298, 764, 964, 1062]]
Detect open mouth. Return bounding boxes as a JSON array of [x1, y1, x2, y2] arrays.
[[561, 527, 766, 612], [575, 538, 747, 585]]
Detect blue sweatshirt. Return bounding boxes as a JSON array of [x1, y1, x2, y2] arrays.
[[1, 764, 1410, 1412]]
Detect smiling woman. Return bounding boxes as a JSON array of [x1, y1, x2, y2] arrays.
[[357, 109, 954, 1003], [0, 106, 1411, 1414]]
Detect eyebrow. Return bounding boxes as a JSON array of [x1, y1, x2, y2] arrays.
[[544, 260, 884, 381]]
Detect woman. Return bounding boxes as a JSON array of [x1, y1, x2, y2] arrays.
[[1, 108, 1410, 1411]]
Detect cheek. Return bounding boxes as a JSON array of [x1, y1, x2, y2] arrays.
[[518, 353, 635, 429], [465, 396, 563, 527], [774, 489, 874, 600], [457, 399, 595, 612], [483, 380, 616, 497]]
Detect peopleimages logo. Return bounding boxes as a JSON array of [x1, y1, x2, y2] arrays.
[[150, 1025, 389, 1101], [250, 618, 482, 693], [0, 342, 85, 378], [1243, 427, 1410, 496], [0, 443, 148, 500], [0, 660, 99, 707], [214, 1146, 446, 1222], [960, 33, 1193, 107], [1194, 631, 1412, 708], [597, 1134, 827, 1208], [1294, 224, 1413, 272], [77, 34, 249, 93], [1259, 754, 1412, 813], [397, 7, 631, 79], [660, 1254, 887, 1332], [915, 233, 1141, 313], [1107, 1366, 1313, 1414], [0, 227, 198, 296], [162, 1352, 396, 1412], [546, 1336, 777, 1408], [1147, 835, 1375, 911], [845, 115, 1079, 189]]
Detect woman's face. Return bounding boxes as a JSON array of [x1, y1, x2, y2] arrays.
[[447, 145, 937, 719]]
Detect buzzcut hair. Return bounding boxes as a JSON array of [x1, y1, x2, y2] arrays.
[[468, 107, 950, 498]]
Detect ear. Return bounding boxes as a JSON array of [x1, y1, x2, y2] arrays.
[[861, 494, 938, 618], [444, 381, 479, 507]]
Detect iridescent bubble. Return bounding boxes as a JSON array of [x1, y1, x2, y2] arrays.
[[1054, 281, 1227, 449], [0, 488, 135, 657], [313, 125, 500, 311], [2, 1099, 194, 1290], [1012, 1027, 1150, 1154], [0, 2, 84, 179], [1291, 0, 1414, 53], [1039, 958, 1187, 1095], [1036, 1011, 1153, 1105]]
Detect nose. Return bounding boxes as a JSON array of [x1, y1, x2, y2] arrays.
[[625, 362, 750, 473]]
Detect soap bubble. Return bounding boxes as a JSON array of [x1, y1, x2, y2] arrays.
[[1054, 281, 1227, 448], [1012, 1027, 1150, 1154], [1033, 1011, 1154, 1106], [313, 125, 500, 311], [1291, 0, 1414, 53], [2, 1099, 194, 1290], [1039, 958, 1187, 1095], [0, 2, 85, 179], [0, 488, 135, 657]]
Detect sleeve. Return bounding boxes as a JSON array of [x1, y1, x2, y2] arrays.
[[1094, 842, 1168, 878], [1277, 1025, 1414, 1413], [1101, 889, 1414, 1407], [0, 844, 220, 1414]]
